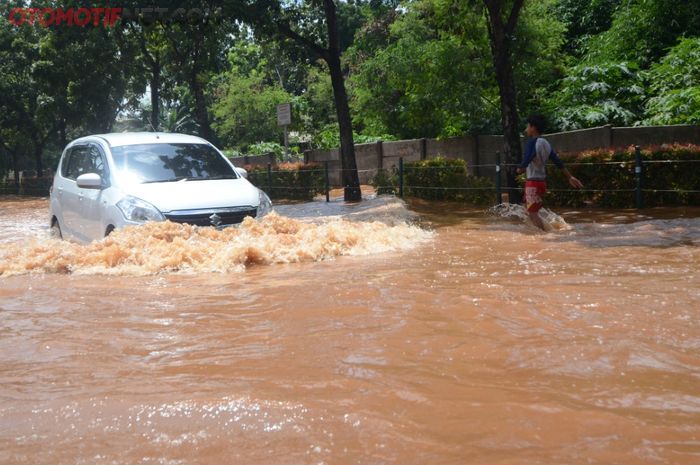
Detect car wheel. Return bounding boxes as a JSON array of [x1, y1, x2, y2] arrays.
[[50, 220, 62, 239]]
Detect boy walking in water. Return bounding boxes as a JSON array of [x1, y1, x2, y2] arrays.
[[516, 115, 584, 230]]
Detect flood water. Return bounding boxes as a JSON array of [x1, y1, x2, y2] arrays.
[[1, 195, 699, 464]]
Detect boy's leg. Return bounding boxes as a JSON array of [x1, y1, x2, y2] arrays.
[[524, 180, 547, 230], [529, 211, 546, 230]]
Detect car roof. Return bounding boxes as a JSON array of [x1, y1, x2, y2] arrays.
[[72, 132, 212, 148]]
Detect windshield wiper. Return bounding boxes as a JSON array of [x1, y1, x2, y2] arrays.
[[141, 176, 189, 184], [188, 175, 237, 181]]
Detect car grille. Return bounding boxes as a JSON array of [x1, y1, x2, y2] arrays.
[[164, 207, 257, 227]]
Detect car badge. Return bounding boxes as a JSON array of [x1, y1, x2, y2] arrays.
[[209, 213, 222, 227]]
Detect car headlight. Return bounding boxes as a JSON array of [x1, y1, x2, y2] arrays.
[[117, 196, 165, 222], [257, 189, 272, 218]]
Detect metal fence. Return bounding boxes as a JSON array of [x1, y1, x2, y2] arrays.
[[253, 145, 700, 208], [3, 146, 699, 209]]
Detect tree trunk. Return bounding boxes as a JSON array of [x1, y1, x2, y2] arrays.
[[485, 1, 524, 203], [30, 133, 44, 178], [190, 73, 215, 142], [323, 0, 361, 202], [490, 41, 521, 202], [151, 58, 161, 131], [34, 144, 43, 178]]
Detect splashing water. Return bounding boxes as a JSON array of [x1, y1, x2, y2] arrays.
[[488, 203, 571, 231], [0, 211, 431, 277]]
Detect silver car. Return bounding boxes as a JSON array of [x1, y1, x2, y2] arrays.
[[49, 132, 272, 243]]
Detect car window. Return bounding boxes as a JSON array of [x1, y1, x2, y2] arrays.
[[62, 145, 107, 181], [110, 143, 237, 184], [88, 145, 108, 179], [63, 146, 90, 180], [60, 149, 72, 178]]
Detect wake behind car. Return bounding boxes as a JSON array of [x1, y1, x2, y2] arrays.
[[49, 132, 272, 243]]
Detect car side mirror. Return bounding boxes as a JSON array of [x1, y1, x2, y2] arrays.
[[235, 167, 248, 179], [76, 173, 103, 189]]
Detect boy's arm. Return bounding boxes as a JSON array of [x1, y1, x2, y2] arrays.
[[516, 138, 537, 173], [550, 149, 584, 188]]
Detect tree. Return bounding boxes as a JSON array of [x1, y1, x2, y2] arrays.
[[481, 0, 526, 200], [0, 13, 54, 177], [511, 0, 566, 119], [644, 38, 700, 125], [282, 0, 362, 201], [159, 3, 232, 143], [546, 62, 645, 130], [233, 0, 364, 201], [127, 22, 170, 131], [585, 0, 700, 67], [553, 0, 622, 56], [349, 0, 564, 139], [211, 44, 293, 150], [349, 2, 497, 139]]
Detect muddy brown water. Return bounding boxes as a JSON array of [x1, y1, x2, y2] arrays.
[[1, 196, 699, 464]]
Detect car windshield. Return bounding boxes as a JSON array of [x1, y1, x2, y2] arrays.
[[110, 143, 237, 184]]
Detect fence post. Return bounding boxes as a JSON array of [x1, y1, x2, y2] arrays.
[[267, 163, 272, 196], [635, 145, 643, 209], [324, 161, 330, 202], [398, 157, 404, 198], [495, 151, 502, 204]]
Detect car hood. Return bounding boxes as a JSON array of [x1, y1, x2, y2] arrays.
[[124, 178, 260, 213]]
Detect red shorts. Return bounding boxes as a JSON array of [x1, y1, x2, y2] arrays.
[[524, 180, 546, 213]]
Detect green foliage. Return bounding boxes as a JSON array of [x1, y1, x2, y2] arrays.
[[644, 38, 700, 125], [584, 0, 700, 67], [349, 0, 566, 139], [374, 157, 495, 204], [3, 0, 700, 189], [314, 124, 395, 150], [512, 0, 568, 118], [553, 0, 622, 55], [371, 168, 398, 195], [211, 48, 292, 151], [547, 62, 645, 130], [542, 144, 700, 207], [295, 68, 337, 141], [245, 162, 325, 200], [349, 1, 497, 139]]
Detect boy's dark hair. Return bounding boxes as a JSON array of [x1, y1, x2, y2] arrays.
[[526, 114, 546, 134]]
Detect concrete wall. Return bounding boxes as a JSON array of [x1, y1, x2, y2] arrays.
[[250, 124, 700, 187], [382, 139, 423, 169], [425, 136, 478, 173], [611, 125, 700, 147], [354, 142, 382, 184], [546, 125, 613, 154]]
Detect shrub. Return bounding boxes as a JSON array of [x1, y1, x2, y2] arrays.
[[372, 157, 495, 204], [543, 144, 700, 207], [371, 168, 398, 195], [245, 162, 325, 200]]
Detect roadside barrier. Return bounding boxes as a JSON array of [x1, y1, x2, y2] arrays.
[[3, 145, 699, 208]]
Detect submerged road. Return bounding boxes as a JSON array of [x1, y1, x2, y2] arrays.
[[1, 196, 699, 464]]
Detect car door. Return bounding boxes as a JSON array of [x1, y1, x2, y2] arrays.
[[78, 144, 110, 240], [52, 147, 76, 238], [58, 145, 90, 239]]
